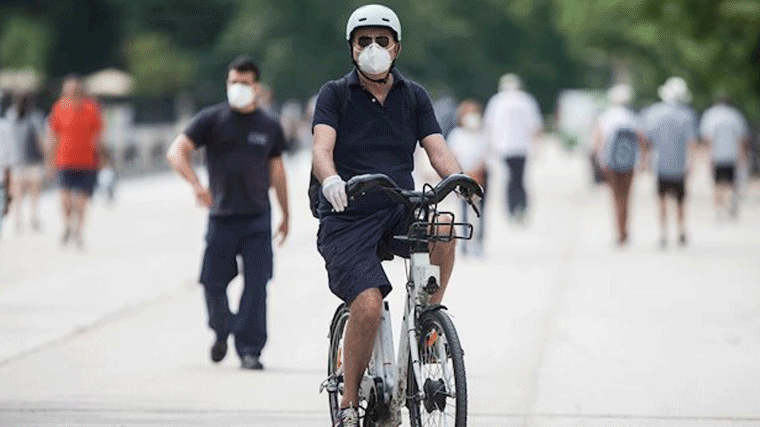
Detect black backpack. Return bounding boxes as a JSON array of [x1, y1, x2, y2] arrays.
[[308, 72, 418, 218], [607, 128, 638, 173]]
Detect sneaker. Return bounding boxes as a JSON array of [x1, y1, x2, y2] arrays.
[[334, 406, 359, 427], [241, 354, 263, 370], [210, 338, 227, 363], [678, 233, 687, 247], [659, 236, 667, 249]]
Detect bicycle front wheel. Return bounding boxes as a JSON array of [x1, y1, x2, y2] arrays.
[[407, 309, 467, 427], [328, 304, 350, 425]]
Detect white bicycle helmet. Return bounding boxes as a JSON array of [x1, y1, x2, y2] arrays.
[[346, 4, 401, 42]]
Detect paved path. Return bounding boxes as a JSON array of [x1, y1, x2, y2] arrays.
[[1, 142, 759, 426]]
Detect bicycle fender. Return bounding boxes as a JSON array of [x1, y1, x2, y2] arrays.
[[420, 304, 448, 315]]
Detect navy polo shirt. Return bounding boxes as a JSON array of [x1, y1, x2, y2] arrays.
[[312, 68, 441, 216], [184, 103, 285, 217]]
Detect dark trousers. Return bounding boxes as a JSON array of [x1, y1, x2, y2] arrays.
[[200, 213, 273, 358], [505, 156, 527, 215]]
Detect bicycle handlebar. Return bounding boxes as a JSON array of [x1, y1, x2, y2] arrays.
[[345, 173, 484, 212]]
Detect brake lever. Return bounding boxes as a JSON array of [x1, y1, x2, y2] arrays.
[[467, 196, 481, 217], [455, 187, 481, 218]]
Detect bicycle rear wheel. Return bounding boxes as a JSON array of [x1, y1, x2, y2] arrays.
[[407, 309, 467, 427]]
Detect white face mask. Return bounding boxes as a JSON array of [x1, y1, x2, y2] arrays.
[[357, 43, 393, 75], [462, 113, 481, 130], [227, 83, 255, 110]]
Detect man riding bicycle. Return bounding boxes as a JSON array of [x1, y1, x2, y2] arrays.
[[311, 4, 463, 426]]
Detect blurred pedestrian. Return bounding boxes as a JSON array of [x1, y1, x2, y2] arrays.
[[6, 94, 47, 232], [167, 56, 289, 371], [699, 92, 751, 219], [483, 73, 543, 222], [592, 84, 639, 246], [448, 99, 488, 256], [279, 99, 303, 153], [48, 75, 103, 249], [0, 115, 17, 237], [638, 77, 698, 248]]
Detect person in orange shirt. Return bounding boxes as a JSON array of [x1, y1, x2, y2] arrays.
[[48, 75, 103, 248]]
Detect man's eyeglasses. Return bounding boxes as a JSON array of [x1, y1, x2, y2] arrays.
[[355, 36, 393, 48]]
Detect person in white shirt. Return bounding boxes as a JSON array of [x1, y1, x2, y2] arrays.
[[592, 84, 639, 245], [483, 73, 543, 221], [699, 93, 750, 218], [447, 99, 488, 256]]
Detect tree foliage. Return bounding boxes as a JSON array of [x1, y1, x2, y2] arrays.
[[1, 0, 758, 122], [0, 15, 52, 72]]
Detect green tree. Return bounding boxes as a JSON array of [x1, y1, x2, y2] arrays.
[[551, 0, 760, 121], [125, 32, 197, 96], [0, 15, 52, 72]]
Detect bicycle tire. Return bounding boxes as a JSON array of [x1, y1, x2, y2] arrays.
[[327, 304, 380, 427], [407, 309, 467, 427], [328, 304, 350, 425]]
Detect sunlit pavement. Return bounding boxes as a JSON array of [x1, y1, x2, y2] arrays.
[[1, 140, 759, 426]]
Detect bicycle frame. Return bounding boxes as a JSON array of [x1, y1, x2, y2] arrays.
[[366, 251, 448, 426]]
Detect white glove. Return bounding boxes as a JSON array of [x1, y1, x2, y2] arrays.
[[322, 175, 348, 212]]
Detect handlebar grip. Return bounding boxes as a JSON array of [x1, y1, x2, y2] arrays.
[[436, 173, 484, 199], [345, 174, 400, 198]]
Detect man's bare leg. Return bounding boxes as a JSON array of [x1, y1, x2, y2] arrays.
[[61, 189, 74, 243], [659, 195, 668, 247], [341, 288, 383, 409], [29, 175, 42, 229], [11, 176, 25, 231], [429, 239, 456, 305], [72, 191, 89, 247]]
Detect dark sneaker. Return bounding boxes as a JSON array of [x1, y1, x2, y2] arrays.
[[210, 339, 227, 363], [334, 407, 359, 427], [241, 354, 263, 370], [678, 233, 687, 247]]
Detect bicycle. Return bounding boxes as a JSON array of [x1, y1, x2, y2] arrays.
[[320, 173, 483, 427]]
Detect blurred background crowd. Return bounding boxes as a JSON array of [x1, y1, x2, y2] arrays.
[[0, 0, 759, 234]]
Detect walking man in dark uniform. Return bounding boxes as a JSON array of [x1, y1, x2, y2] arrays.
[[167, 56, 289, 370]]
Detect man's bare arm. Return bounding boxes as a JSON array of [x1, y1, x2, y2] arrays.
[[167, 135, 202, 187], [269, 156, 289, 244], [312, 124, 339, 183], [167, 134, 212, 207], [421, 133, 462, 179]]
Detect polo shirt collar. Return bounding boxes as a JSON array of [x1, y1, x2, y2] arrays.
[[347, 67, 407, 88]]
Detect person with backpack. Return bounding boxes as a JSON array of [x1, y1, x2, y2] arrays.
[[593, 84, 639, 246], [638, 77, 698, 248], [6, 94, 47, 232], [310, 5, 462, 426], [167, 56, 289, 371]]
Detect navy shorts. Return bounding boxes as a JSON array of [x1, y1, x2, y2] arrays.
[[59, 169, 98, 196], [714, 164, 735, 185], [200, 212, 273, 288], [317, 204, 411, 304], [658, 176, 686, 202]]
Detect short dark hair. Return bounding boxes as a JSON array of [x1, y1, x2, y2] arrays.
[[228, 56, 259, 81]]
